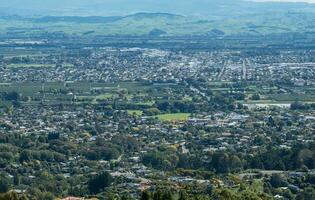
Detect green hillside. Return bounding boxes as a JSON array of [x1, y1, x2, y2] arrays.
[[1, 12, 315, 37]]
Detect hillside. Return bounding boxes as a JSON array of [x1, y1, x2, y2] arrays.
[[0, 11, 315, 37]]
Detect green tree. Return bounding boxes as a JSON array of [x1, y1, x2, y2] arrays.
[[214, 188, 239, 200], [0, 175, 10, 193], [178, 191, 189, 200], [269, 174, 287, 188], [140, 190, 151, 200], [240, 190, 262, 200], [251, 94, 260, 101], [153, 190, 163, 200], [88, 172, 113, 194], [162, 191, 173, 200], [296, 187, 315, 200]]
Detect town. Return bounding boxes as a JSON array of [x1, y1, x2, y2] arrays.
[[0, 35, 314, 200]]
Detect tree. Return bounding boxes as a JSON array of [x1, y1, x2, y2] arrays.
[[296, 187, 315, 200], [88, 172, 113, 194], [290, 101, 306, 110], [153, 190, 163, 200], [0, 176, 9, 193], [240, 190, 263, 200], [4, 92, 20, 101], [143, 108, 160, 116], [267, 116, 275, 127], [178, 191, 189, 200], [13, 174, 20, 186], [0, 192, 29, 200], [251, 94, 260, 101], [269, 174, 287, 188], [229, 155, 243, 172], [212, 152, 230, 173], [48, 132, 60, 141], [162, 191, 173, 200], [140, 190, 151, 200], [121, 195, 134, 200], [214, 188, 239, 200], [19, 151, 32, 163]]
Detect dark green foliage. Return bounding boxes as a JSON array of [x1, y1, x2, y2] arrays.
[[47, 132, 60, 141], [2, 92, 20, 101], [269, 174, 288, 188], [178, 191, 189, 200], [140, 190, 151, 200], [290, 101, 312, 110], [0, 192, 28, 200], [142, 151, 177, 171], [296, 187, 315, 200], [88, 172, 113, 194], [0, 176, 10, 193], [251, 94, 260, 101]]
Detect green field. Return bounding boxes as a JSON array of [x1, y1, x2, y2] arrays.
[[155, 113, 190, 122], [134, 101, 155, 106], [92, 94, 114, 104], [6, 64, 56, 68], [95, 94, 114, 100]]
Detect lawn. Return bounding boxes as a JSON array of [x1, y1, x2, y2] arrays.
[[155, 113, 190, 122], [127, 110, 143, 116], [91, 94, 114, 104], [95, 94, 114, 100], [135, 101, 155, 106]]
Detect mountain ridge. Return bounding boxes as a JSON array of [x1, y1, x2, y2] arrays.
[[0, 11, 314, 37], [8, 13, 185, 24]]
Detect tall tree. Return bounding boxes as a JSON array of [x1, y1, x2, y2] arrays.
[[88, 172, 113, 194]]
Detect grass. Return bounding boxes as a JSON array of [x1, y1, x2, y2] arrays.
[[91, 94, 114, 104], [95, 94, 114, 100], [62, 63, 75, 68], [127, 110, 143, 116], [183, 95, 193, 101], [6, 64, 56, 68], [134, 101, 155, 106], [155, 113, 190, 122], [75, 96, 94, 101]]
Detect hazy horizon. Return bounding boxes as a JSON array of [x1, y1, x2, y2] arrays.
[[0, 0, 314, 17]]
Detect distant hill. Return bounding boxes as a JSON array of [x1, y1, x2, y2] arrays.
[[122, 12, 183, 20], [1, 10, 315, 37], [30, 13, 183, 24], [32, 16, 122, 23]]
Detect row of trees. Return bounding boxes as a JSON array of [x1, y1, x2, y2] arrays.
[[290, 101, 315, 110], [139, 188, 273, 200], [142, 142, 315, 173]]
